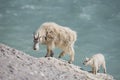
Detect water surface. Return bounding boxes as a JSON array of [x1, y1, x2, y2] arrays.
[[0, 0, 120, 79]]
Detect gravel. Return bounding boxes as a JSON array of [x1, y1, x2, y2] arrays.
[[0, 43, 114, 80]]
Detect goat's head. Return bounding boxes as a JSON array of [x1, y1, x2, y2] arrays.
[[33, 32, 40, 50], [83, 57, 91, 66]]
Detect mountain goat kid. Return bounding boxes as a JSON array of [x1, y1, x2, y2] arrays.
[[83, 53, 106, 74], [33, 22, 77, 63]]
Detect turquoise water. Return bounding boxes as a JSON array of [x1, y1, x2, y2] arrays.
[[0, 0, 120, 79]]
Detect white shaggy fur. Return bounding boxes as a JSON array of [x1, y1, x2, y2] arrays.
[[83, 53, 106, 74], [33, 22, 77, 63]]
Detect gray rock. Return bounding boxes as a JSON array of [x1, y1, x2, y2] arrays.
[[0, 43, 114, 80]]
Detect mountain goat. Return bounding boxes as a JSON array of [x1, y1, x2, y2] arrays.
[[83, 53, 106, 74], [33, 22, 77, 63]]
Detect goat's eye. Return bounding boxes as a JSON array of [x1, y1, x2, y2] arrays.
[[85, 61, 87, 62], [34, 38, 37, 40], [33, 38, 38, 41]]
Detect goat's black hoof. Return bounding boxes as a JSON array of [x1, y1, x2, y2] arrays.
[[68, 61, 72, 64]]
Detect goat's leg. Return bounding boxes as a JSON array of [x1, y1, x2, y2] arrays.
[[68, 47, 74, 64], [45, 47, 51, 57], [50, 50, 54, 57], [58, 51, 65, 58], [92, 67, 94, 73], [102, 63, 107, 73]]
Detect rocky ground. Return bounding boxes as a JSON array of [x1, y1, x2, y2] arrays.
[[0, 43, 114, 80]]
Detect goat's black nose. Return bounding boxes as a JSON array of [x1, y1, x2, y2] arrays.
[[33, 48, 36, 50]]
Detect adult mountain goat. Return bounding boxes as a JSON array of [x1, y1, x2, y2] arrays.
[[83, 53, 106, 74], [33, 22, 77, 63]]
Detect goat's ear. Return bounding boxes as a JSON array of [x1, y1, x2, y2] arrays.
[[37, 33, 40, 39], [37, 33, 39, 37], [85, 57, 89, 61], [32, 33, 35, 39]]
